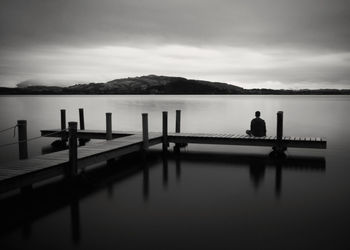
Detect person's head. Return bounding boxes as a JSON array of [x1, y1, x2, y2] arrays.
[[255, 111, 261, 117]]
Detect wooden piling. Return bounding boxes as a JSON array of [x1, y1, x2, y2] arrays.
[[106, 113, 112, 140], [79, 108, 88, 146], [17, 120, 28, 160], [175, 110, 181, 133], [174, 109, 187, 150], [68, 122, 78, 177], [17, 120, 33, 192], [142, 113, 149, 151], [162, 111, 168, 152], [277, 111, 283, 142], [79, 108, 85, 130], [271, 111, 287, 157], [60, 109, 67, 142]]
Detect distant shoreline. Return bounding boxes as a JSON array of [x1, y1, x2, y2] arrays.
[[2, 75, 350, 95], [1, 92, 350, 95]]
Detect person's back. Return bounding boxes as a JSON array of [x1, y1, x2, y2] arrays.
[[250, 117, 266, 137], [246, 111, 266, 137]]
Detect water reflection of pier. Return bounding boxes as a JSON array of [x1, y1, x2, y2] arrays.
[[0, 150, 325, 245], [167, 151, 325, 199]]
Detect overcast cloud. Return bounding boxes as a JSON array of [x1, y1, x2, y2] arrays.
[[1, 0, 349, 88]]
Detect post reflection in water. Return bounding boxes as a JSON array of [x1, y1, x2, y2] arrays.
[[249, 161, 266, 189], [175, 148, 182, 182], [70, 198, 81, 245], [142, 155, 149, 202], [168, 151, 326, 199], [248, 158, 283, 198], [275, 164, 282, 198], [21, 194, 33, 240], [162, 152, 168, 188], [0, 149, 326, 248]]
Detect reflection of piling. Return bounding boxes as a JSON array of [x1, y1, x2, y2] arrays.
[[275, 163, 282, 198], [143, 164, 149, 201], [21, 196, 32, 239], [70, 199, 81, 244], [68, 122, 78, 178], [162, 153, 168, 188], [175, 149, 181, 181]]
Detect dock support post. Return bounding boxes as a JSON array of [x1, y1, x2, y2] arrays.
[[61, 109, 67, 144], [79, 108, 85, 130], [277, 111, 283, 142], [175, 110, 181, 133], [142, 113, 149, 152], [105, 113, 114, 165], [271, 111, 286, 157], [18, 120, 33, 193], [68, 122, 78, 177], [174, 109, 187, 150], [17, 120, 28, 160], [79, 108, 89, 146], [106, 113, 112, 140], [162, 111, 168, 152]]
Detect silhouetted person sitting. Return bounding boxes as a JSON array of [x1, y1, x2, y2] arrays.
[[246, 111, 266, 137]]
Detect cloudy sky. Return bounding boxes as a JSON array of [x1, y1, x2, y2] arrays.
[[0, 0, 349, 89]]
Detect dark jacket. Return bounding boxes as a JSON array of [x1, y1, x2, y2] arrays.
[[250, 117, 266, 137]]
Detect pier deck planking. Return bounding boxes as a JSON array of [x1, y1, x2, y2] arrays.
[[0, 130, 326, 193]]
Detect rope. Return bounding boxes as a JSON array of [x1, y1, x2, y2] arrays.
[[0, 125, 17, 136], [0, 128, 68, 148]]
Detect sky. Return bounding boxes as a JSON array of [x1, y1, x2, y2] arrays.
[[0, 0, 349, 89]]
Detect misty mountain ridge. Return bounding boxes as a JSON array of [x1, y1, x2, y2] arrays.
[[72, 75, 243, 94], [2, 75, 350, 95]]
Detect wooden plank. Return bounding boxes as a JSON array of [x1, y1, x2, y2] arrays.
[[1, 128, 327, 193]]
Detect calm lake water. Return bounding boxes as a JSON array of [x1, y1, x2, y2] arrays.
[[0, 95, 350, 249]]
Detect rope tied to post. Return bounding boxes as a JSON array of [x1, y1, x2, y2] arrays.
[[0, 128, 69, 148], [0, 125, 18, 137]]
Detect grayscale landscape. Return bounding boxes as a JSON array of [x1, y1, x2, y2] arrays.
[[0, 1, 349, 250]]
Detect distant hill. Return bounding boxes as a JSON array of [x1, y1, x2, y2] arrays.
[[1, 75, 350, 95], [67, 75, 244, 94]]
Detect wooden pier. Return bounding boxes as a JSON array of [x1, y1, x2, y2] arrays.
[[0, 110, 326, 194]]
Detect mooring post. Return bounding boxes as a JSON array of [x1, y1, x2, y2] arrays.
[[271, 111, 286, 157], [175, 110, 181, 133], [78, 108, 87, 146], [142, 113, 149, 151], [105, 113, 115, 166], [162, 111, 168, 152], [277, 111, 283, 142], [174, 109, 187, 150], [17, 120, 33, 193], [79, 108, 85, 130], [17, 120, 28, 160], [60, 109, 67, 143], [106, 112, 112, 140], [68, 122, 78, 177]]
